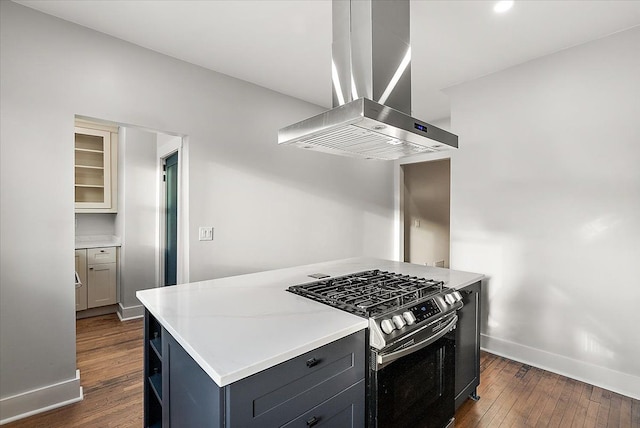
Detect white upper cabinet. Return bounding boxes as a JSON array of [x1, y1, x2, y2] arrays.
[[74, 120, 118, 212]]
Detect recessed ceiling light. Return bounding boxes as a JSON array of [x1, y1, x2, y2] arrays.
[[494, 0, 514, 13]]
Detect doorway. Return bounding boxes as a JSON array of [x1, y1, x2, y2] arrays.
[[401, 159, 451, 267], [163, 152, 178, 286], [157, 133, 187, 288], [74, 117, 189, 321]]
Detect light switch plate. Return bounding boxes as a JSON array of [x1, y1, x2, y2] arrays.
[[199, 226, 214, 241]]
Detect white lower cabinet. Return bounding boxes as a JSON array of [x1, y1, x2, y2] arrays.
[[76, 247, 117, 311], [88, 262, 117, 308]]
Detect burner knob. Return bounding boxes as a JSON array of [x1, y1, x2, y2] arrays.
[[444, 294, 456, 305], [403, 311, 416, 325], [392, 315, 406, 329], [453, 291, 463, 302], [380, 319, 395, 334]]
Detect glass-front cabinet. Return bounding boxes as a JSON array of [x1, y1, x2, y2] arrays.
[[74, 121, 118, 212]]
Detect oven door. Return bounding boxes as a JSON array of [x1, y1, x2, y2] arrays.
[[369, 326, 456, 428]]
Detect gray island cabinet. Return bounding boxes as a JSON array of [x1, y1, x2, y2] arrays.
[[144, 311, 365, 427], [454, 280, 482, 409], [138, 257, 483, 428]]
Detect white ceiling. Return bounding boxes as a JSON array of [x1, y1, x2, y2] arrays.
[[14, 0, 640, 121]]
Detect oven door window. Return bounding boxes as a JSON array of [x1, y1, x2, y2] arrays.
[[375, 334, 455, 428]]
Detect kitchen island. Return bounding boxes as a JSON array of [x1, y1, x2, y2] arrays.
[[137, 257, 483, 427]]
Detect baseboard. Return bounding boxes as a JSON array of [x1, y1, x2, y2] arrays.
[[117, 303, 144, 321], [76, 304, 117, 319], [481, 334, 640, 400], [0, 370, 83, 425]]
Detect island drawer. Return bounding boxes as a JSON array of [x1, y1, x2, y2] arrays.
[[226, 330, 366, 427], [281, 379, 365, 428]]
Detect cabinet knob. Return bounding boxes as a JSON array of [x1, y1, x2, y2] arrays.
[[306, 416, 319, 427], [306, 357, 320, 368]]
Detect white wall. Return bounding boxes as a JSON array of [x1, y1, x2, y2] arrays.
[[75, 213, 116, 236], [447, 27, 640, 399], [115, 127, 158, 313], [0, 1, 394, 421]]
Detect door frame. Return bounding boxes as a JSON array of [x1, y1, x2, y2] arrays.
[[394, 151, 451, 262], [157, 135, 189, 286]]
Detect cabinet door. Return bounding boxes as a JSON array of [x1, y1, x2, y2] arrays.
[[75, 250, 88, 311], [75, 126, 111, 210], [87, 263, 117, 308]]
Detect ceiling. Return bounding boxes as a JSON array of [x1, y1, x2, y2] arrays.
[[14, 0, 640, 122]]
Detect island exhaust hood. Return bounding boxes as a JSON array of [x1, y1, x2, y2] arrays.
[[278, 0, 458, 161]]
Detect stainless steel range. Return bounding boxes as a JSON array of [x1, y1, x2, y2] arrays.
[[288, 269, 463, 428]]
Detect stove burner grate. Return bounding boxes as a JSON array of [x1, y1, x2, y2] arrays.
[[288, 270, 444, 317]]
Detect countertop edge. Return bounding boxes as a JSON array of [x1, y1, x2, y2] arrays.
[[208, 322, 367, 386], [75, 235, 122, 249], [137, 291, 368, 387], [450, 275, 484, 290]]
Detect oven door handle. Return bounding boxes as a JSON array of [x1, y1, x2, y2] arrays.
[[376, 314, 457, 368]]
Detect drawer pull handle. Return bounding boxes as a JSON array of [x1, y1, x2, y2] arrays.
[[306, 357, 319, 368], [306, 416, 319, 427], [100, 250, 106, 253]]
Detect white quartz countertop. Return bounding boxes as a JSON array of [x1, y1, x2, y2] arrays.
[[75, 235, 121, 249], [136, 257, 483, 387]]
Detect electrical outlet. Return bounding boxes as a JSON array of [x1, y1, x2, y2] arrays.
[[199, 226, 214, 241]]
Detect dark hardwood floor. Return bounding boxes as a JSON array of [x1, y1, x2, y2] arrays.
[[5, 314, 144, 428], [6, 314, 639, 427], [455, 353, 639, 427]]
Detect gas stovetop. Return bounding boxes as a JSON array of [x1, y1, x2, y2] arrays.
[[288, 270, 445, 318], [288, 270, 464, 350]]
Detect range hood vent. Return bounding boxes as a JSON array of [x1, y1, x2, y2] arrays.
[[278, 0, 458, 161]]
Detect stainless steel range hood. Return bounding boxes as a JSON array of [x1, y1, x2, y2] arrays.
[[278, 0, 458, 161]]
